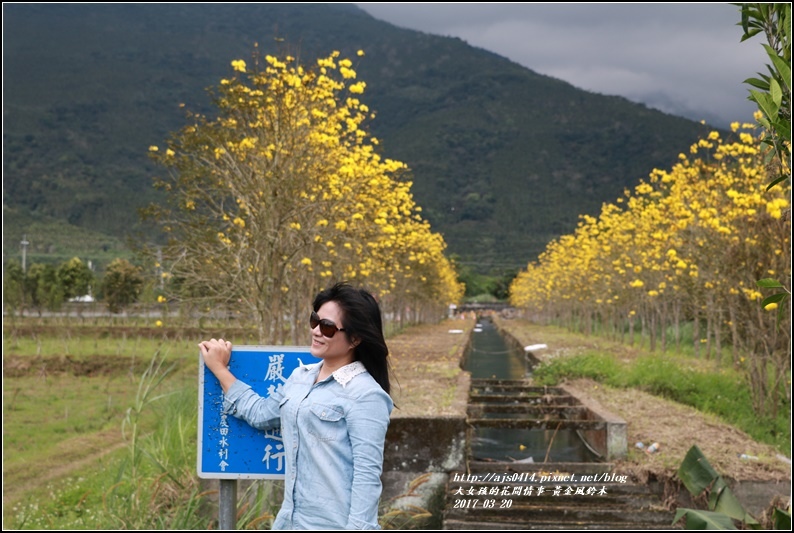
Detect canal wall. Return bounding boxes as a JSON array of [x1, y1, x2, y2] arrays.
[[379, 329, 472, 528], [381, 416, 469, 528]]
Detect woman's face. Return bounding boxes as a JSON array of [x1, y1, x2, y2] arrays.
[[310, 300, 356, 364]]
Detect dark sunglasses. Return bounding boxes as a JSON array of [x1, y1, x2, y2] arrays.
[[310, 311, 346, 338]]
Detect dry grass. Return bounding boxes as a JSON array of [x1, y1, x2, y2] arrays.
[[387, 318, 474, 417], [566, 378, 791, 483]]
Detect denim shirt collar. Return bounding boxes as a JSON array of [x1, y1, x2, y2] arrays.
[[302, 360, 367, 388]]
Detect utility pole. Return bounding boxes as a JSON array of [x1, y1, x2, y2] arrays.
[[21, 234, 30, 272]]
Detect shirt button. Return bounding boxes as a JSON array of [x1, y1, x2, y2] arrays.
[[321, 411, 326, 417]]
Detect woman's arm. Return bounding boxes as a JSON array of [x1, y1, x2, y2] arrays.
[[344, 389, 393, 530]]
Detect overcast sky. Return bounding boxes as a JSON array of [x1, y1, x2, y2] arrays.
[[355, 2, 767, 129]]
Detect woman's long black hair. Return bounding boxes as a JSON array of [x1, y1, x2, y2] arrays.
[[313, 281, 391, 395]]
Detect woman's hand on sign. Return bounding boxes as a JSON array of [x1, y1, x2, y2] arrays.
[[199, 338, 236, 392]]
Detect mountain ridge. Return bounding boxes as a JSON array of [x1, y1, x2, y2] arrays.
[[3, 3, 719, 275]]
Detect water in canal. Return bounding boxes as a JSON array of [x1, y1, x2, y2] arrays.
[[465, 315, 599, 463]]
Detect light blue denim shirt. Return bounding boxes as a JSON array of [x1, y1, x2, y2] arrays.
[[222, 360, 393, 530]]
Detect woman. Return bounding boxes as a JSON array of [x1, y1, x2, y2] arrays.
[[200, 282, 393, 530]]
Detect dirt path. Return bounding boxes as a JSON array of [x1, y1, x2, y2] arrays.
[[387, 318, 474, 417]]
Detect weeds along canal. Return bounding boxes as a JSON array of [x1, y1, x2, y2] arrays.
[[463, 315, 599, 463]]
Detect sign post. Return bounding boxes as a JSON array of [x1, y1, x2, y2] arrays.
[[198, 346, 319, 528]]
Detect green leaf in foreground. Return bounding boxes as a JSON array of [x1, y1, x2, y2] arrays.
[[673, 508, 738, 530], [756, 278, 785, 289]]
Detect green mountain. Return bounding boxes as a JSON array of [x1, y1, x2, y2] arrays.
[[3, 3, 717, 274]]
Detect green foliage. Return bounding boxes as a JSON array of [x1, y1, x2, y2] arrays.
[[673, 509, 739, 530], [457, 263, 517, 300], [757, 278, 790, 327], [532, 351, 620, 385], [773, 506, 792, 530], [3, 259, 25, 313], [101, 258, 144, 313], [25, 262, 63, 313], [56, 256, 94, 299], [736, 3, 791, 336], [674, 445, 760, 529], [737, 2, 791, 190]]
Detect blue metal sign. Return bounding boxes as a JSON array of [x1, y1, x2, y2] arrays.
[[197, 345, 319, 479]]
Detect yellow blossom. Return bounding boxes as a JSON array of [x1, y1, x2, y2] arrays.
[[349, 81, 366, 94]]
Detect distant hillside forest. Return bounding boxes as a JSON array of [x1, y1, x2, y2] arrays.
[[4, 3, 721, 281]]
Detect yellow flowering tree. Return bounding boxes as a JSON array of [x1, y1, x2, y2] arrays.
[[509, 125, 790, 417], [144, 49, 461, 342]]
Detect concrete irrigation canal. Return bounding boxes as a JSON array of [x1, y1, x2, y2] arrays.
[[441, 316, 680, 530]]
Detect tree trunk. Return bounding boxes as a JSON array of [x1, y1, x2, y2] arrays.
[[729, 304, 740, 365], [674, 301, 681, 352], [628, 315, 635, 346], [714, 306, 723, 365], [693, 307, 700, 358]]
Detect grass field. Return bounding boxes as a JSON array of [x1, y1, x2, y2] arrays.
[[3, 315, 789, 529]]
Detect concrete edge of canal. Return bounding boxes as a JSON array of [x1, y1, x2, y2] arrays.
[[381, 415, 469, 529]]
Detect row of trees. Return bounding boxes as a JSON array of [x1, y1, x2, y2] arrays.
[[4, 257, 144, 315], [509, 124, 790, 418], [511, 3, 791, 422], [142, 49, 464, 343]]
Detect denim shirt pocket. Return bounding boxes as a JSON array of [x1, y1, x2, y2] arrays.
[[307, 402, 345, 441]]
